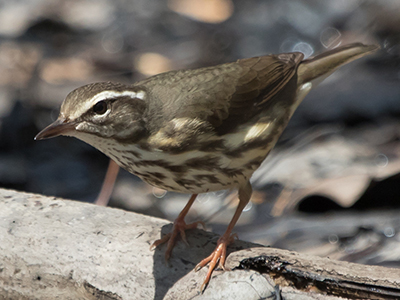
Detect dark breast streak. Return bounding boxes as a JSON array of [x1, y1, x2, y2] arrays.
[[113, 96, 296, 194]]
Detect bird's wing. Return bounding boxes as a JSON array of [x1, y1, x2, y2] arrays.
[[138, 53, 304, 151]]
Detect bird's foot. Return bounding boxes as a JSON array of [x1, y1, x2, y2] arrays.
[[195, 233, 238, 292], [150, 218, 205, 261]]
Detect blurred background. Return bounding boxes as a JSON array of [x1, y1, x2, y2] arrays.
[[1, 0, 400, 267]]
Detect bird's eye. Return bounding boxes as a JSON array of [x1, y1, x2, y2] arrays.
[[93, 101, 108, 115]]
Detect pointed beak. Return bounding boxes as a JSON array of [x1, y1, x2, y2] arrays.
[[35, 118, 76, 140]]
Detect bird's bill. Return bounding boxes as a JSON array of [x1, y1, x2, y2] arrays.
[[35, 118, 76, 140]]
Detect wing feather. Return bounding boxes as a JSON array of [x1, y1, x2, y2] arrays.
[[138, 52, 304, 149]]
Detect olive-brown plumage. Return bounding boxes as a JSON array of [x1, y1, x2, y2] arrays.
[[35, 43, 379, 291]]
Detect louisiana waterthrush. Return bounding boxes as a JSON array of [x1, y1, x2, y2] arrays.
[[35, 43, 379, 291]]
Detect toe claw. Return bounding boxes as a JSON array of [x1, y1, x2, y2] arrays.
[[197, 221, 206, 229], [180, 229, 189, 246], [219, 263, 228, 271], [200, 281, 208, 294], [150, 233, 171, 251], [194, 263, 202, 272], [164, 249, 171, 262]]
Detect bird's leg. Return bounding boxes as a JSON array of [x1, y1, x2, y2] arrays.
[[95, 159, 119, 206], [151, 194, 204, 261], [195, 182, 252, 292]]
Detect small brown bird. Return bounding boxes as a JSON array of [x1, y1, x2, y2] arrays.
[[35, 43, 379, 290]]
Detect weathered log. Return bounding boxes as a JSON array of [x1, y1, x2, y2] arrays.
[[0, 188, 399, 299]]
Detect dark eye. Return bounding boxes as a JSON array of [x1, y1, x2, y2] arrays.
[[93, 101, 108, 115]]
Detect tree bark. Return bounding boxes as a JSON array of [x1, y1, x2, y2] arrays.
[[0, 188, 399, 299]]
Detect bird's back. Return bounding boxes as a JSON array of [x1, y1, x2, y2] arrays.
[[135, 53, 304, 136]]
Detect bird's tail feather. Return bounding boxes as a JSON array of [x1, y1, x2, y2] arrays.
[[297, 43, 379, 86]]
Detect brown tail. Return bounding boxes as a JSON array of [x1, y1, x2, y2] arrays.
[[297, 43, 379, 85]]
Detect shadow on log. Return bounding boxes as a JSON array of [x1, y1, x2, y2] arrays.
[[0, 188, 399, 299]]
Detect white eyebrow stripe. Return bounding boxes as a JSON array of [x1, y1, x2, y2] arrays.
[[89, 90, 139, 105], [136, 90, 146, 100], [71, 90, 144, 119]]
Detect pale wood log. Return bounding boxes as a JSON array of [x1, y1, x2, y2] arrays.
[[0, 188, 399, 299]]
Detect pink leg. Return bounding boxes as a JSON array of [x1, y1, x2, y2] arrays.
[[151, 194, 204, 261], [195, 183, 252, 292], [95, 159, 119, 206]]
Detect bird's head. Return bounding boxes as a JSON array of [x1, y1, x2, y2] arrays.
[[35, 82, 148, 146]]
